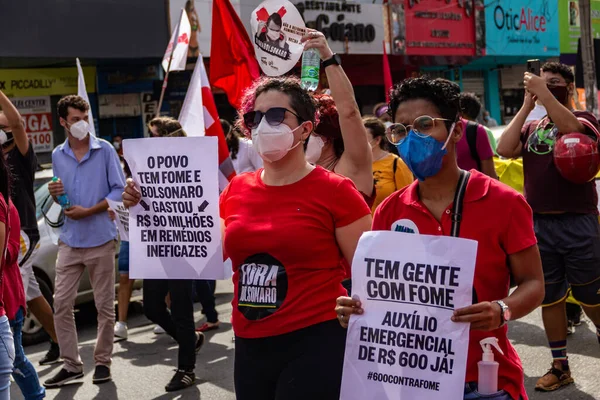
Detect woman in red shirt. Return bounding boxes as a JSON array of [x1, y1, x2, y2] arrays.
[[302, 35, 373, 207], [0, 153, 13, 398], [335, 77, 544, 399], [123, 33, 372, 399]]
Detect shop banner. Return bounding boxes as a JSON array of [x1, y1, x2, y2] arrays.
[[123, 136, 224, 280], [140, 93, 158, 137], [99, 94, 142, 118], [294, 1, 385, 54], [484, 0, 559, 56], [11, 96, 53, 153], [393, 0, 476, 56], [0, 67, 96, 98], [340, 231, 477, 400], [559, 0, 600, 54], [251, 0, 306, 76]]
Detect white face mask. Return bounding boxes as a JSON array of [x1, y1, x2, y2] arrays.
[[251, 118, 303, 163], [305, 134, 325, 164], [266, 27, 280, 41], [68, 120, 90, 140], [113, 142, 121, 150], [0, 130, 7, 146]]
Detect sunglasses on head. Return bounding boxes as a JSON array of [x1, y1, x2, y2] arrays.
[[386, 115, 453, 145], [243, 107, 303, 130]]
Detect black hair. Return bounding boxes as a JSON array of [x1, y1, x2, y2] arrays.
[[363, 117, 387, 150], [459, 92, 482, 121], [267, 13, 283, 29], [388, 77, 460, 126], [57, 95, 89, 120], [224, 120, 240, 160], [542, 62, 575, 84]]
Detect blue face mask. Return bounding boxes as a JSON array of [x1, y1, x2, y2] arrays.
[[395, 125, 454, 181]]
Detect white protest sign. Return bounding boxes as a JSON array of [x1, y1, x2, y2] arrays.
[[251, 0, 306, 76], [122, 137, 224, 280], [340, 231, 477, 400], [107, 198, 129, 242]]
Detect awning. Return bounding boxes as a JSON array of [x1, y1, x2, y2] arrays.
[[0, 0, 169, 63]]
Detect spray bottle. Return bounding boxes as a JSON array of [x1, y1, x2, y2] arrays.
[[478, 337, 504, 395]]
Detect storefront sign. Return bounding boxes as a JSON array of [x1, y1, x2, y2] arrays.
[[11, 96, 54, 153], [98, 94, 142, 118], [294, 1, 385, 54], [97, 66, 160, 94], [394, 0, 476, 56], [141, 93, 158, 137], [0, 67, 96, 98], [484, 0, 560, 56], [559, 0, 600, 54]]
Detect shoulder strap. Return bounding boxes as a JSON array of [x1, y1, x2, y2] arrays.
[[392, 157, 398, 190], [450, 170, 471, 238], [449, 170, 478, 304], [466, 121, 482, 171]]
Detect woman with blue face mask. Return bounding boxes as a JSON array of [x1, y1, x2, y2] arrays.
[[336, 77, 545, 400]]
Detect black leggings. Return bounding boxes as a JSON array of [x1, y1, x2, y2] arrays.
[[234, 319, 346, 400], [143, 279, 196, 370]]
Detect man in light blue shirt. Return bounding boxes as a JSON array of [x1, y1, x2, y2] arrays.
[[45, 95, 125, 389]]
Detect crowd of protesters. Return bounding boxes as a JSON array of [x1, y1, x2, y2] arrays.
[[0, 31, 595, 400]]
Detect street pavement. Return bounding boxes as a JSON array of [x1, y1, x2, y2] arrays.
[[13, 280, 600, 400]]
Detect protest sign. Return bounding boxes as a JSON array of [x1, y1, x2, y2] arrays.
[[340, 231, 477, 400], [251, 0, 306, 76], [123, 136, 224, 280], [107, 198, 129, 242]]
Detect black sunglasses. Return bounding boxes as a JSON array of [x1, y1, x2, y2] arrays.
[[243, 107, 303, 130]]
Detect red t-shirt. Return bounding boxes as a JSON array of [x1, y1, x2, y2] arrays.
[[220, 166, 371, 338], [4, 202, 25, 321], [373, 170, 536, 400], [521, 111, 600, 214], [0, 196, 9, 318]]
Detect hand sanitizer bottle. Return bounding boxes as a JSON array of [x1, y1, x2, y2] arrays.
[[478, 337, 504, 395]]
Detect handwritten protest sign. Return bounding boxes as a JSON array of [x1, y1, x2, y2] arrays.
[[107, 198, 129, 242], [251, 0, 306, 76], [340, 231, 477, 400], [123, 137, 224, 280]]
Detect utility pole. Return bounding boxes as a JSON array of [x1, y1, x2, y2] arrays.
[[580, 0, 598, 116]]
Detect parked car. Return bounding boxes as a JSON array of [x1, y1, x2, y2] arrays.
[[22, 166, 138, 346]]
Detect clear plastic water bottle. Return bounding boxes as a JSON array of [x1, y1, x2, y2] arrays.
[[301, 48, 320, 92], [52, 177, 70, 209]]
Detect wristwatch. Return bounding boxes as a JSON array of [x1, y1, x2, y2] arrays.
[[323, 54, 342, 69], [494, 300, 511, 328]]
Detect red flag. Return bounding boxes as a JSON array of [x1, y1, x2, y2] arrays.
[[210, 0, 260, 109], [383, 41, 393, 103], [180, 59, 236, 189]]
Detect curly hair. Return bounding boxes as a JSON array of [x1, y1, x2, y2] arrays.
[[542, 62, 575, 84], [388, 77, 460, 125], [459, 92, 482, 121], [57, 95, 89, 120], [237, 76, 319, 137], [314, 93, 344, 158]]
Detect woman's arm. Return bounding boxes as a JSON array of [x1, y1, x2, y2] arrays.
[[0, 90, 28, 156], [302, 31, 373, 195], [335, 214, 372, 267]]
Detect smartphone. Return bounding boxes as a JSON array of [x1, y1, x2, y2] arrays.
[[527, 59, 541, 76]]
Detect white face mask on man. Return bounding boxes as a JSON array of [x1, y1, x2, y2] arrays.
[[68, 120, 90, 140], [251, 118, 303, 163], [305, 134, 325, 164]]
